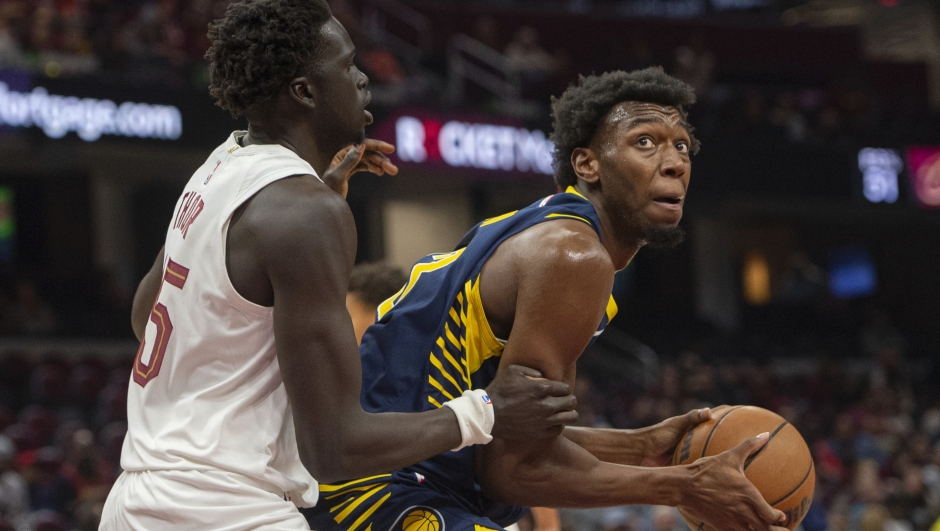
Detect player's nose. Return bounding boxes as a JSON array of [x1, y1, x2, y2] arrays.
[[660, 146, 688, 179]]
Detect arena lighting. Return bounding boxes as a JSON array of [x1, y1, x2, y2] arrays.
[[0, 82, 182, 142], [395, 116, 554, 175], [906, 146, 940, 208], [858, 147, 901, 204]]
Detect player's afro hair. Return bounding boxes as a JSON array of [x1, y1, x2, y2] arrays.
[[206, 0, 333, 118], [550, 67, 700, 189]]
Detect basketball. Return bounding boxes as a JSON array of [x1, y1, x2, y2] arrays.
[[671, 406, 815, 530], [401, 509, 441, 531]]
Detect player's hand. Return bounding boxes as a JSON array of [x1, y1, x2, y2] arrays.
[[678, 433, 788, 531], [634, 407, 711, 467], [323, 139, 398, 198], [485, 365, 578, 440]]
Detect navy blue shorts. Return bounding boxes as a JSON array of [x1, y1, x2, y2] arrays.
[[301, 471, 510, 531]]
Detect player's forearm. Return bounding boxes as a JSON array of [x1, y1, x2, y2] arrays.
[[320, 408, 463, 483], [480, 437, 690, 509], [562, 426, 648, 465]]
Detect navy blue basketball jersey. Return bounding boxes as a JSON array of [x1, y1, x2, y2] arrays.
[[304, 187, 618, 531]]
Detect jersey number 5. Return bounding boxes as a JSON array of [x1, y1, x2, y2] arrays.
[[133, 258, 189, 387]]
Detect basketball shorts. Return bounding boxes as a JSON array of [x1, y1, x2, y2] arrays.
[[100, 469, 311, 531], [302, 470, 509, 531]]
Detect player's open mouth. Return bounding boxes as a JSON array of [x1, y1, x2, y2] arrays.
[[652, 196, 682, 210]]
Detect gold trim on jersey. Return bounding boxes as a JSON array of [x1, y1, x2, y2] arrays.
[[544, 212, 594, 227], [377, 249, 466, 321], [319, 474, 393, 492], [565, 185, 587, 199], [427, 274, 504, 408], [605, 296, 619, 322], [480, 210, 518, 226]]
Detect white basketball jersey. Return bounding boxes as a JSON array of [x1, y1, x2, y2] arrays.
[[120, 132, 320, 507]]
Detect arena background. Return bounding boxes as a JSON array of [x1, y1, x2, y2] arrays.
[[0, 0, 938, 529]]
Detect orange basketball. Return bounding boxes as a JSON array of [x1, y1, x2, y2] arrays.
[[671, 405, 815, 531]]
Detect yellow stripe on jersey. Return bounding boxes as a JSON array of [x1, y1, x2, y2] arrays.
[[319, 474, 392, 492], [444, 322, 461, 351], [429, 375, 457, 401], [480, 210, 518, 227], [429, 354, 462, 394], [323, 483, 381, 500], [347, 492, 392, 531], [565, 185, 587, 200], [462, 276, 505, 375], [425, 275, 506, 408], [544, 212, 593, 226], [329, 496, 356, 513], [475, 525, 502, 531], [377, 249, 465, 321], [334, 483, 387, 524], [440, 347, 470, 388], [606, 296, 619, 322]]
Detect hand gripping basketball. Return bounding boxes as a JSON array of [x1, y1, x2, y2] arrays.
[[677, 433, 789, 531], [672, 406, 815, 531]]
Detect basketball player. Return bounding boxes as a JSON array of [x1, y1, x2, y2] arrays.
[[303, 68, 790, 531], [99, 1, 579, 529]]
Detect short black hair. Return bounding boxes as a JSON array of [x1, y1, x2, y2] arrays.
[[206, 0, 333, 118], [549, 67, 700, 189], [348, 263, 408, 308]]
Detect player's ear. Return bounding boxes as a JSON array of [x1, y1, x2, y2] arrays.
[[288, 77, 317, 110], [572, 147, 600, 184]]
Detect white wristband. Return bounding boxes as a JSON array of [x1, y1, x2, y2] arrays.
[[442, 389, 495, 451]]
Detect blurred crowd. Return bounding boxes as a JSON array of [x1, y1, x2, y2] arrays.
[[0, 0, 230, 87], [0, 352, 131, 531], [0, 1, 935, 149], [565, 330, 940, 531], [0, 316, 938, 530]]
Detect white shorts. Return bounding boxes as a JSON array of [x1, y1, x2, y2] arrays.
[[100, 469, 310, 531]]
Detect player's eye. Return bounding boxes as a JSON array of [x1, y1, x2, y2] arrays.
[[676, 141, 689, 152], [637, 137, 653, 147]]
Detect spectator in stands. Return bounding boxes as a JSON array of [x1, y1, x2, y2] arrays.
[[8, 280, 56, 336], [345, 262, 407, 345], [0, 435, 28, 531], [673, 35, 714, 100], [504, 26, 558, 100], [24, 446, 74, 521], [472, 15, 502, 52], [0, 4, 24, 69]]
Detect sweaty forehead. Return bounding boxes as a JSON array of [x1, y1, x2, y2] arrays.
[[605, 101, 684, 128]]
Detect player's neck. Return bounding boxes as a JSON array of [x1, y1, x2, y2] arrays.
[[243, 122, 332, 177], [572, 184, 642, 271]]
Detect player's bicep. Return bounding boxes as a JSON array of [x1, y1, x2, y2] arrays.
[[497, 242, 614, 384], [253, 184, 364, 461]]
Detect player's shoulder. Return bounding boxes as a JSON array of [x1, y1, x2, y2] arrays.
[[512, 218, 614, 279], [239, 175, 353, 247]]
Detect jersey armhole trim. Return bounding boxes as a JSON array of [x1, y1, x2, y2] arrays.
[[216, 165, 319, 319]]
